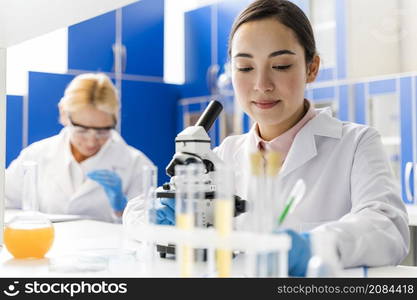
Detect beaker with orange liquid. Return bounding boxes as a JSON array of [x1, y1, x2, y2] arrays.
[[4, 161, 55, 259]]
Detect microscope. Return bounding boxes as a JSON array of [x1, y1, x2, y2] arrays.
[[155, 100, 247, 259]]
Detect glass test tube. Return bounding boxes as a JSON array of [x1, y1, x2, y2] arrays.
[[213, 164, 234, 278], [141, 164, 158, 271], [189, 165, 206, 263], [22, 161, 39, 212], [265, 151, 282, 232], [175, 164, 202, 277], [244, 152, 263, 277], [265, 151, 282, 277], [248, 151, 283, 277], [248, 152, 264, 233], [142, 164, 158, 226], [254, 149, 268, 278]]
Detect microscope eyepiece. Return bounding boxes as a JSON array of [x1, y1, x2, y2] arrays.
[[195, 100, 223, 132]]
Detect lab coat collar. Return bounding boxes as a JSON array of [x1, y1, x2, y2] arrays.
[[237, 107, 342, 178], [307, 107, 343, 139], [280, 107, 342, 177]]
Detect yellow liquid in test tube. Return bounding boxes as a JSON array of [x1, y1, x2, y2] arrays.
[[177, 213, 193, 230], [214, 199, 233, 277], [177, 213, 193, 277], [4, 226, 55, 259], [215, 199, 233, 236]]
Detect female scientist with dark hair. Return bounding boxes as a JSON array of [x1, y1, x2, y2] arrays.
[[125, 0, 409, 276]]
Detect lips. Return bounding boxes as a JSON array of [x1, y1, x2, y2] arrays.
[[85, 147, 99, 153], [252, 100, 280, 110]]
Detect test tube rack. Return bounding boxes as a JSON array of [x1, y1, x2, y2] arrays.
[[135, 224, 291, 277]]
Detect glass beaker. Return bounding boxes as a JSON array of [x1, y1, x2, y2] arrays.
[[4, 161, 54, 259]]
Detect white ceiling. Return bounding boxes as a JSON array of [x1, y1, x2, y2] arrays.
[[0, 0, 139, 48]]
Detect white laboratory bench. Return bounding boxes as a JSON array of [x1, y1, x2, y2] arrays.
[[1, 218, 416, 278]]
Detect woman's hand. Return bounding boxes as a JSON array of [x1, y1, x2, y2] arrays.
[[87, 169, 127, 212]]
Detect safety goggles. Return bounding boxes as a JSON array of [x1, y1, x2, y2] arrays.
[[68, 116, 116, 139]]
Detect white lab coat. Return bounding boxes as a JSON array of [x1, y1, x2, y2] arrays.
[[123, 108, 409, 268], [6, 128, 154, 223], [215, 108, 409, 268]]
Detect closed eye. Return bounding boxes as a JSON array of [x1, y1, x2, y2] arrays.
[[273, 64, 292, 70], [237, 67, 253, 72]]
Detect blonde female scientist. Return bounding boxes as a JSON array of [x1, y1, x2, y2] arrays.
[[6, 73, 153, 222], [124, 0, 409, 276]]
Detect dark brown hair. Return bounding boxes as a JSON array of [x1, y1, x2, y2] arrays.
[[228, 0, 317, 64]]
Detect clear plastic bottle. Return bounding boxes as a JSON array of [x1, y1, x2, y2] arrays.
[[306, 231, 342, 277], [4, 161, 54, 259]]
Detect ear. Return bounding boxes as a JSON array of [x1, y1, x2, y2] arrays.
[[58, 104, 69, 126], [306, 55, 320, 83]]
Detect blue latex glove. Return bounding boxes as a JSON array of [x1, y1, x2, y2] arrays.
[[87, 169, 127, 212], [279, 229, 311, 277], [154, 198, 175, 225]]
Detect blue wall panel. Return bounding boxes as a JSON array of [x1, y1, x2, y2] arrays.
[[183, 0, 251, 98], [121, 80, 179, 185], [212, 118, 220, 147], [122, 0, 164, 76], [177, 103, 184, 134], [68, 11, 115, 72], [335, 0, 347, 79], [369, 79, 396, 95], [400, 77, 413, 203], [217, 0, 252, 74], [28, 72, 75, 144], [289, 0, 309, 13], [338, 85, 349, 121], [184, 6, 212, 97], [312, 87, 335, 100], [6, 95, 23, 167], [243, 113, 251, 133], [316, 67, 334, 82], [354, 83, 366, 124], [187, 102, 206, 113]]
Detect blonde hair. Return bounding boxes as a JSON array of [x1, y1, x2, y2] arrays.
[[59, 73, 119, 121]]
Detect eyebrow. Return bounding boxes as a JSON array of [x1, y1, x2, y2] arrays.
[[234, 49, 296, 58]]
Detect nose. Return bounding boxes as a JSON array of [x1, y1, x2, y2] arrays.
[[254, 70, 275, 93], [84, 131, 100, 147]]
